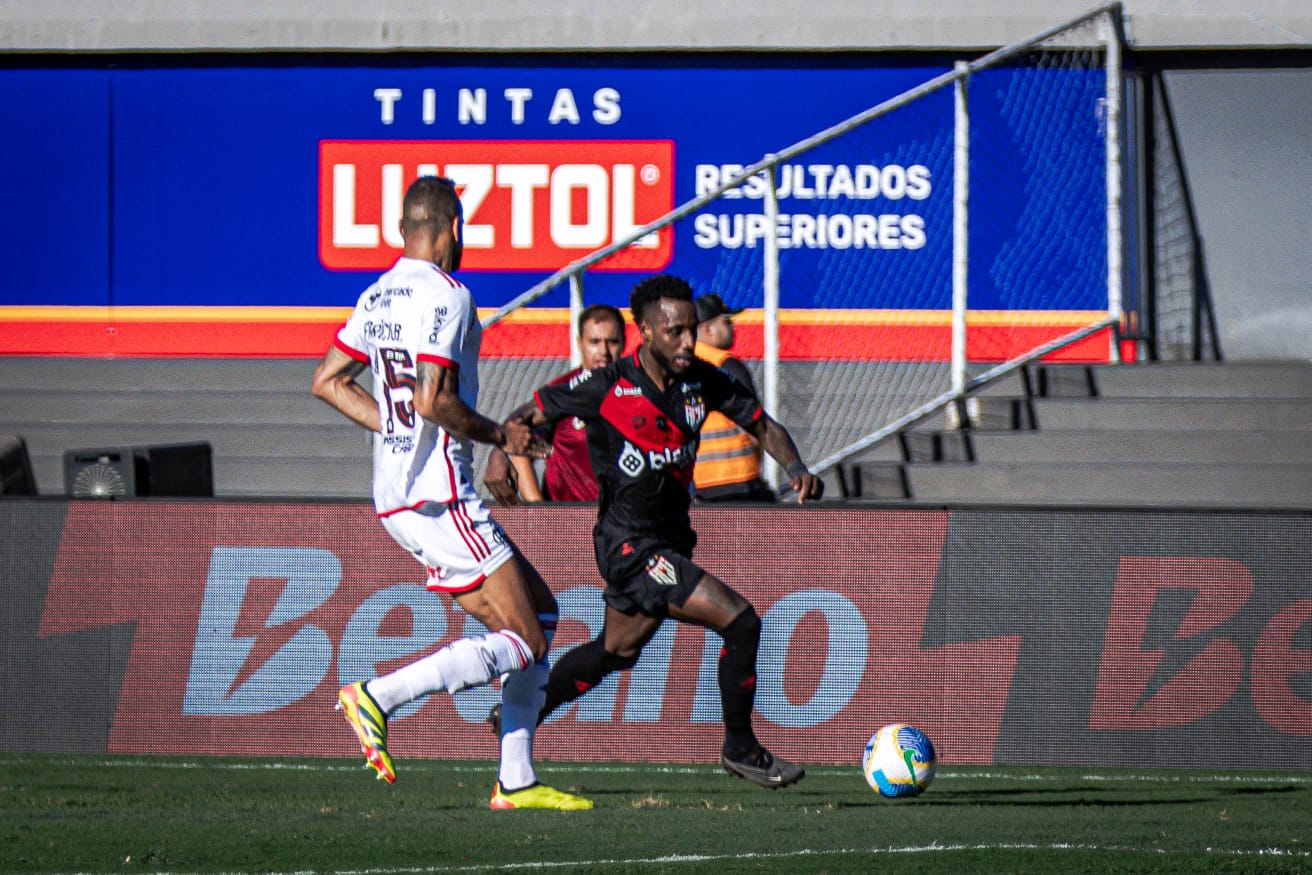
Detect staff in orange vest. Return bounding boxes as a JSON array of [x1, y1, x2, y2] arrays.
[[692, 293, 776, 503]]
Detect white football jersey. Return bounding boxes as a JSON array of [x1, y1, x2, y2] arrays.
[[334, 257, 483, 514]]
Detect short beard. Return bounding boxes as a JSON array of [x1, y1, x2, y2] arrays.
[[644, 342, 686, 377]]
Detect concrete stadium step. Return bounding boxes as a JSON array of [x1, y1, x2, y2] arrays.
[[0, 357, 319, 392], [902, 461, 1312, 509], [1033, 359, 1312, 401], [211, 457, 371, 498], [30, 450, 371, 499], [1, 389, 347, 427], [968, 429, 1312, 464], [1031, 397, 1312, 431]]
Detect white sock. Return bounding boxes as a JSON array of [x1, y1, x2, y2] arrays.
[[367, 629, 533, 714], [498, 660, 547, 791], [497, 613, 555, 792]]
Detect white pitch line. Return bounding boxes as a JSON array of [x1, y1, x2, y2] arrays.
[[48, 841, 1312, 875]]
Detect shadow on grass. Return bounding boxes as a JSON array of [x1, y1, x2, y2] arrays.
[[834, 783, 1306, 809]]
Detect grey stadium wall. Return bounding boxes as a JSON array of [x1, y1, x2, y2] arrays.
[[2, 499, 1308, 770]]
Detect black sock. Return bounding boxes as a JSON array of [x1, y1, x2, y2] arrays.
[[717, 609, 762, 758], [540, 637, 638, 723]]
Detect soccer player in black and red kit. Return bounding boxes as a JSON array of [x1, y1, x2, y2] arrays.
[[488, 274, 823, 788]]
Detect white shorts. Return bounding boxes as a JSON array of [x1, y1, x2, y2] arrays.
[[380, 497, 515, 594]]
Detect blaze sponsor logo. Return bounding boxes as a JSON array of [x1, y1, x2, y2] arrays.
[[1089, 556, 1312, 734], [618, 441, 645, 477], [31, 503, 1307, 770], [568, 368, 594, 390], [319, 140, 675, 272], [613, 384, 643, 397], [646, 445, 690, 471]]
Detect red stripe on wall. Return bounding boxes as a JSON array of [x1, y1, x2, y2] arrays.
[[0, 308, 1117, 362]]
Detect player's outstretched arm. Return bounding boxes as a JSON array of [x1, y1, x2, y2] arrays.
[[752, 414, 824, 503], [311, 346, 381, 433], [504, 399, 552, 431], [414, 362, 549, 458]]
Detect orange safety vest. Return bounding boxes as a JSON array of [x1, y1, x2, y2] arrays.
[[693, 341, 763, 489]]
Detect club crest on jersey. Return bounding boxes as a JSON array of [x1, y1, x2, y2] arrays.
[[618, 441, 645, 477], [683, 394, 706, 431], [646, 554, 679, 587]]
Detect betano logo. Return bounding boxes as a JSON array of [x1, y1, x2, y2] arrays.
[[319, 140, 675, 272]]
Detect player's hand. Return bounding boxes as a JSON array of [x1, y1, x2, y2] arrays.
[[498, 419, 552, 459], [788, 470, 824, 504], [484, 448, 520, 506]]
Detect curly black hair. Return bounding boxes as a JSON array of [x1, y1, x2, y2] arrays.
[[629, 274, 694, 326]]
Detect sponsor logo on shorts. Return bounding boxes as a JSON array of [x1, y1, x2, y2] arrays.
[[646, 554, 678, 587]]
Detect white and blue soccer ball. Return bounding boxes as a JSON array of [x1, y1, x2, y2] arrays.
[[862, 723, 937, 798]]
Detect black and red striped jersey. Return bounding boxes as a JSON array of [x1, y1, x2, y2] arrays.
[[534, 348, 762, 542]]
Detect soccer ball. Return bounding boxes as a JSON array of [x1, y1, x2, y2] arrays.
[[862, 723, 937, 798]]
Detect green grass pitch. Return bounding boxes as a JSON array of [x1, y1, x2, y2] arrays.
[[1, 754, 1309, 874]]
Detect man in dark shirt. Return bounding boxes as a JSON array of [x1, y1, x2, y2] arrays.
[[487, 274, 822, 788]]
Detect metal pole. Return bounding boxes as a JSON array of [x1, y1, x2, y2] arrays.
[[762, 159, 781, 488], [952, 61, 970, 402], [568, 272, 584, 368], [1104, 8, 1124, 362]]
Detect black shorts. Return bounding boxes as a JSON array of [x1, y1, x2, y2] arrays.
[[593, 531, 705, 618]]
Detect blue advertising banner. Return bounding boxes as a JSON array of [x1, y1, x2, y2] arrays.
[[0, 61, 1109, 357]]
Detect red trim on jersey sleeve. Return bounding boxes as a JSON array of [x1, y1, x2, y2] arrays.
[[333, 335, 369, 363], [533, 389, 546, 412], [417, 353, 459, 372]]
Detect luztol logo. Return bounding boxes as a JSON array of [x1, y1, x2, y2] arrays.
[[319, 140, 675, 272]]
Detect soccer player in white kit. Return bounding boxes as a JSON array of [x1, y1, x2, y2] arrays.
[[311, 175, 592, 811]]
